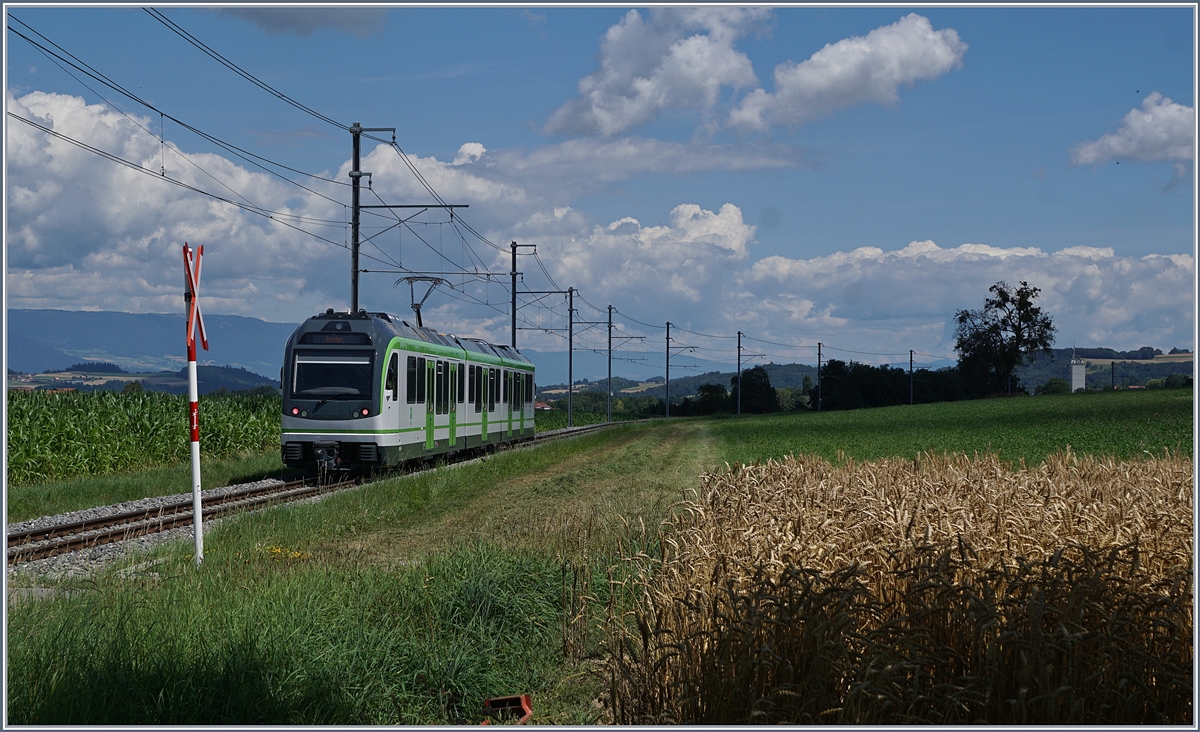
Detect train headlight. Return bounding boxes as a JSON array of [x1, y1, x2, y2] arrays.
[[361, 408, 369, 416], [300, 410, 308, 417], [291, 407, 300, 415]]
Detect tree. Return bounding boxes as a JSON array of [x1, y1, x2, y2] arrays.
[[695, 383, 730, 414], [731, 366, 777, 413], [954, 281, 1055, 395]]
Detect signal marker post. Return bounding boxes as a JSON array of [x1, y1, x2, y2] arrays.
[[183, 243, 209, 566]]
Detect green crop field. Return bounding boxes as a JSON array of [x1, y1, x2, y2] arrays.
[[7, 388, 1194, 725], [711, 387, 1193, 466], [6, 390, 280, 487]]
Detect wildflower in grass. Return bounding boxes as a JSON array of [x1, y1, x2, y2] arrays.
[[255, 543, 311, 561]]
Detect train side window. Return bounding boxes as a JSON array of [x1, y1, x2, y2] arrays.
[[406, 357, 417, 404], [489, 368, 496, 412], [526, 372, 533, 402], [475, 365, 483, 413], [468, 364, 476, 404], [515, 373, 523, 408], [416, 357, 426, 404], [386, 354, 398, 401], [501, 370, 509, 403], [458, 363, 465, 403]]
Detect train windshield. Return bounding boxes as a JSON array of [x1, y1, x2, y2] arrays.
[[292, 351, 374, 398]]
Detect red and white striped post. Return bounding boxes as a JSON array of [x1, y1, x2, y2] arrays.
[[183, 243, 209, 565]]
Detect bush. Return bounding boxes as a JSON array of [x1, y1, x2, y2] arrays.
[[1036, 377, 1071, 395]]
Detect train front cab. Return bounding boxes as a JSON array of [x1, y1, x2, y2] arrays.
[[281, 313, 535, 473]]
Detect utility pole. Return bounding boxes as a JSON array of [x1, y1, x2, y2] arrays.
[[350, 123, 361, 314], [665, 322, 671, 419], [608, 306, 613, 423], [568, 287, 575, 427], [817, 342, 822, 412], [576, 309, 610, 422], [509, 241, 535, 349], [349, 123, 396, 314], [349, 123, 477, 317], [737, 331, 742, 416], [663, 322, 696, 419], [518, 287, 574, 423], [910, 350, 914, 405], [602, 311, 645, 425]]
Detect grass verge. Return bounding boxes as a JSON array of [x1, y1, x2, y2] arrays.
[[6, 450, 295, 524]]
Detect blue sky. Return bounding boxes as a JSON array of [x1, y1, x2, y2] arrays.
[[5, 5, 1195, 377]]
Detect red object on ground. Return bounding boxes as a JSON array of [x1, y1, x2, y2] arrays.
[[481, 694, 532, 725]]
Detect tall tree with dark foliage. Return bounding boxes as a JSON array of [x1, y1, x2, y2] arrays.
[[731, 366, 778, 414], [955, 281, 1056, 395]]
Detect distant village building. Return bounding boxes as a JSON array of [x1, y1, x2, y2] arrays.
[[1070, 349, 1086, 393]]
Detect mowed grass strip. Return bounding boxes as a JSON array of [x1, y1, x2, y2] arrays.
[[711, 387, 1193, 466]]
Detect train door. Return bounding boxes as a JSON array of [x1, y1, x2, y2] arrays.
[[448, 363, 458, 447], [383, 352, 399, 433], [472, 362, 482, 439], [506, 370, 514, 437], [425, 358, 435, 450], [517, 372, 526, 434]]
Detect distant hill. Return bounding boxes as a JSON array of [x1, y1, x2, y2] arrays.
[[542, 362, 820, 400], [1016, 348, 1193, 390], [13, 364, 278, 396], [7, 309, 300, 377]]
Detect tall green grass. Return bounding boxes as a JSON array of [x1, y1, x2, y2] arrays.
[[534, 410, 644, 432], [7, 390, 280, 486], [7, 542, 567, 724]]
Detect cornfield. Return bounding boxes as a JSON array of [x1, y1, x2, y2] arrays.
[[7, 390, 280, 486], [607, 451, 1193, 724]]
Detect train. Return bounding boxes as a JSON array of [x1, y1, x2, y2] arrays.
[[280, 308, 535, 473]]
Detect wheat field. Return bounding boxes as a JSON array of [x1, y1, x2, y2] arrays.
[[606, 450, 1193, 724]]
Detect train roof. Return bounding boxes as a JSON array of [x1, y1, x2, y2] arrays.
[[300, 309, 532, 366]]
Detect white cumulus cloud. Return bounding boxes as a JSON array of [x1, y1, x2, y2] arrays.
[[729, 13, 967, 131], [452, 142, 487, 166], [544, 7, 767, 136], [741, 240, 1193, 357], [1070, 92, 1194, 166], [509, 202, 755, 316]]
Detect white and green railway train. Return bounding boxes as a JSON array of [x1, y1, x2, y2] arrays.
[[281, 309, 535, 473]]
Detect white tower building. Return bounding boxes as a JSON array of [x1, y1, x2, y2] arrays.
[[1070, 348, 1086, 393]]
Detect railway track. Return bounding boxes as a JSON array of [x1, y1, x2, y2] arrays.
[[7, 422, 617, 566]]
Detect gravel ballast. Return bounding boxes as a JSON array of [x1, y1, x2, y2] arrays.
[[7, 478, 285, 582]]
